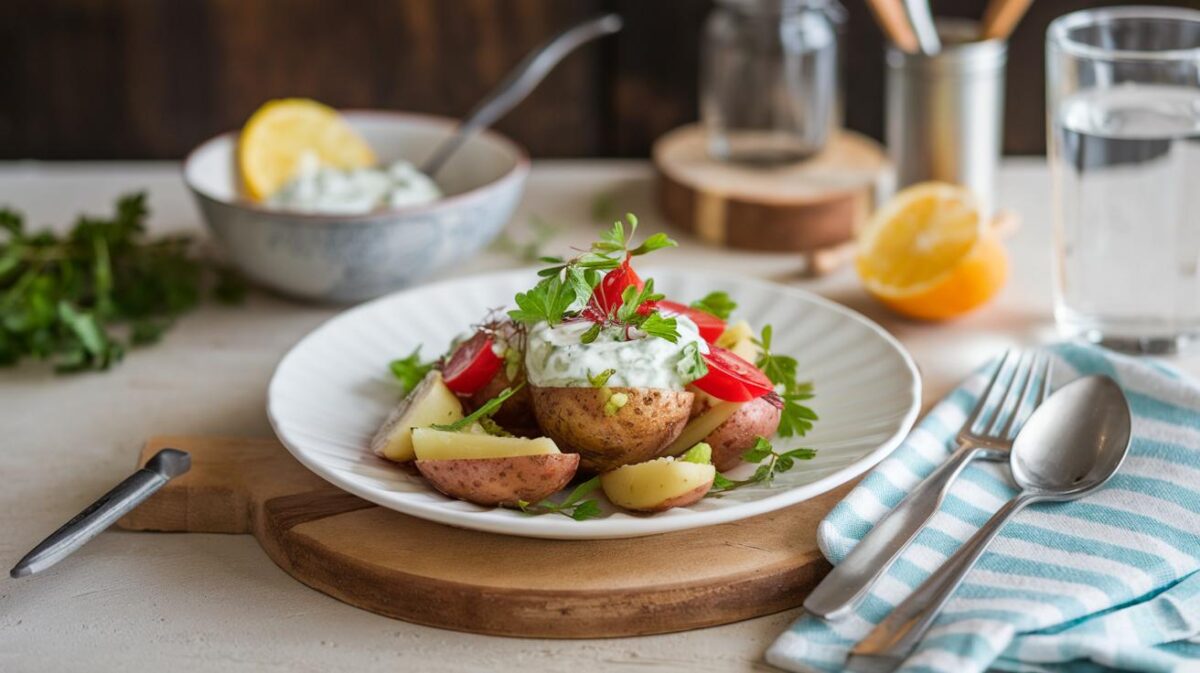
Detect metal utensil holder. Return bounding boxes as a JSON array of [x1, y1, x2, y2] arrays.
[[886, 20, 1007, 214]]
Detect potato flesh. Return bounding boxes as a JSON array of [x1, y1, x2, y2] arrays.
[[413, 428, 560, 460], [716, 321, 761, 363], [665, 400, 742, 456], [371, 371, 464, 462], [600, 458, 716, 511]]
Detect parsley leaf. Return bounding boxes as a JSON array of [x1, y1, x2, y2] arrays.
[[388, 347, 434, 394], [707, 436, 817, 495], [754, 325, 818, 438], [690, 291, 738, 320], [638, 312, 679, 342], [517, 476, 603, 520], [676, 341, 708, 382], [508, 275, 577, 326]]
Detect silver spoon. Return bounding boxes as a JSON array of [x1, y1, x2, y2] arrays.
[[420, 13, 623, 177], [847, 375, 1132, 670], [10, 449, 191, 578]]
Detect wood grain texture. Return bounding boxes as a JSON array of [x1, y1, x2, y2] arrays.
[[654, 125, 889, 253], [117, 435, 850, 638], [0, 0, 1175, 159]]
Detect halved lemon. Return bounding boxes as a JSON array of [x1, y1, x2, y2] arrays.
[[856, 182, 1007, 320], [237, 98, 376, 200]]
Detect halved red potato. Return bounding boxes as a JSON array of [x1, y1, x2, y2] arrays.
[[371, 371, 464, 462], [600, 456, 716, 512], [412, 428, 579, 507], [529, 385, 693, 473], [416, 454, 580, 507], [704, 396, 782, 471]]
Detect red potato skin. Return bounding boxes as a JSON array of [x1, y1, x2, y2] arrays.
[[415, 453, 580, 507], [705, 396, 782, 472], [630, 479, 714, 513], [529, 386, 693, 473]]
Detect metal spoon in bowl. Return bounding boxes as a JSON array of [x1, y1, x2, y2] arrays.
[[847, 375, 1132, 671], [420, 13, 623, 178]]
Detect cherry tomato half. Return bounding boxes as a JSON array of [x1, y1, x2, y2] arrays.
[[692, 345, 774, 402], [656, 300, 726, 343], [587, 257, 656, 319], [442, 331, 504, 395]]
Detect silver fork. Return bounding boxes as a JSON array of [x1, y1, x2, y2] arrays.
[[803, 349, 1052, 619]]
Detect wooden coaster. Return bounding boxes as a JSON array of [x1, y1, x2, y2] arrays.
[[654, 125, 891, 273], [117, 435, 850, 638]]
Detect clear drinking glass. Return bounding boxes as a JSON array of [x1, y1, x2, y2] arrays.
[[1047, 7, 1200, 354], [701, 0, 842, 166]]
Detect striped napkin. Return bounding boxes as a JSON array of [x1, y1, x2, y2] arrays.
[[768, 343, 1200, 673]]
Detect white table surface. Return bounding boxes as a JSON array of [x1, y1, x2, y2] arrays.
[[2, 159, 1195, 673]]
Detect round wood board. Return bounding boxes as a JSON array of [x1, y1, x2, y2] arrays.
[[654, 125, 891, 255], [118, 436, 851, 638]]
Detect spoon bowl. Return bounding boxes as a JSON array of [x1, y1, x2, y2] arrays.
[[1010, 375, 1132, 499]]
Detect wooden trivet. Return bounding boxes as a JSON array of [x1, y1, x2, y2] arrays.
[[117, 435, 850, 638], [654, 125, 891, 275]]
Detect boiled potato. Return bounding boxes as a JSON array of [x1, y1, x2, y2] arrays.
[[416, 453, 580, 507], [716, 320, 761, 363], [530, 385, 693, 473], [371, 371, 464, 462], [412, 427, 560, 460], [466, 368, 536, 434], [600, 456, 715, 512], [705, 396, 782, 472], [666, 398, 743, 456]]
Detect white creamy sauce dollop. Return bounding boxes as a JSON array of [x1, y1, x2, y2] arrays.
[[267, 154, 442, 214], [525, 315, 708, 390]]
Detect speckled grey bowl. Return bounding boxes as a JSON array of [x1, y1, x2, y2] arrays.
[[184, 111, 529, 303]]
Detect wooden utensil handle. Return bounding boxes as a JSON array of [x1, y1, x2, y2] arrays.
[[867, 0, 920, 53], [980, 0, 1034, 41]]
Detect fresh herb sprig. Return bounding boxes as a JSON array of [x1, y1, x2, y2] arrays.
[[508, 214, 679, 342], [431, 383, 525, 433], [388, 347, 435, 394], [755, 325, 818, 438], [491, 214, 561, 263], [0, 193, 244, 372], [690, 291, 738, 320], [709, 437, 816, 494], [517, 476, 603, 521]]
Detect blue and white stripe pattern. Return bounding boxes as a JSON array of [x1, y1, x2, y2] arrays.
[[768, 343, 1200, 673]]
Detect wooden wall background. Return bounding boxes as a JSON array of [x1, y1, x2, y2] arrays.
[[0, 0, 1189, 160]]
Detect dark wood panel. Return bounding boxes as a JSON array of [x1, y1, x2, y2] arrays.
[[0, 0, 1193, 159]]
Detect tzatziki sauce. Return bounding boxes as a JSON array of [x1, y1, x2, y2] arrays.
[[267, 153, 442, 214], [525, 315, 708, 390]]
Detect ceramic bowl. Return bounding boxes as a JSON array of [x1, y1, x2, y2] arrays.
[[183, 111, 529, 303]]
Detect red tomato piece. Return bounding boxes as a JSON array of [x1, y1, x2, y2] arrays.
[[657, 300, 726, 343], [587, 257, 645, 318], [442, 331, 504, 395], [692, 345, 774, 402]]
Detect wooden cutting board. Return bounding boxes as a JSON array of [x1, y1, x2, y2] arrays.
[[117, 436, 848, 638]]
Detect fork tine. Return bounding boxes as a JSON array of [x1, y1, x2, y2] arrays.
[[963, 349, 1014, 433], [998, 352, 1045, 440], [1038, 357, 1054, 405], [987, 350, 1032, 436]]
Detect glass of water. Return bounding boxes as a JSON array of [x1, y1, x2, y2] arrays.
[[1047, 7, 1200, 353]]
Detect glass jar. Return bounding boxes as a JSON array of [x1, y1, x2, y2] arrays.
[[701, 0, 843, 165]]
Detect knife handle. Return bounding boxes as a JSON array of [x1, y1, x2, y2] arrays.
[[10, 448, 190, 578], [804, 444, 984, 619]]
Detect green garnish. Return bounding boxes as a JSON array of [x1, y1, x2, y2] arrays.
[[508, 214, 679, 339], [603, 391, 629, 417], [755, 325, 818, 438], [517, 476, 603, 521], [676, 342, 708, 383], [579, 322, 602, 344], [690, 291, 738, 320], [388, 347, 434, 394], [491, 214, 560, 263], [681, 442, 712, 465], [0, 193, 245, 372], [588, 368, 616, 388], [431, 383, 525, 433], [709, 437, 816, 494]]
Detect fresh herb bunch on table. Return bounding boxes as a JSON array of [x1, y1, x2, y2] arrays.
[[0, 193, 244, 372]]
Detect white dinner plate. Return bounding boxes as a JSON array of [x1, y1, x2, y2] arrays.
[[267, 268, 921, 539]]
